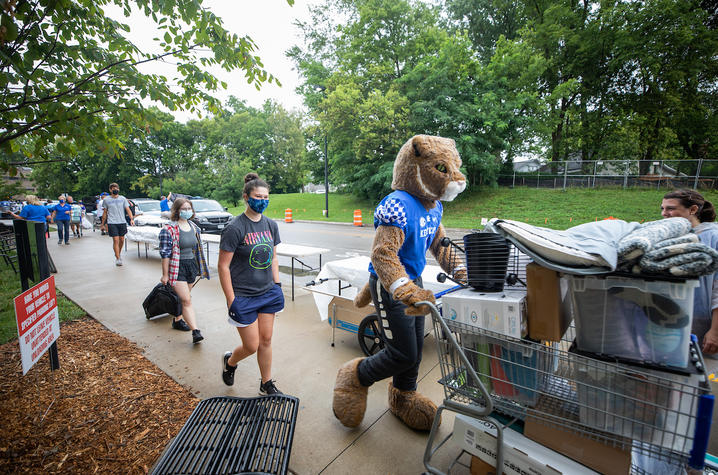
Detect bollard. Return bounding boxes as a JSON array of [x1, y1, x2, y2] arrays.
[[353, 209, 363, 226], [284, 208, 293, 223]]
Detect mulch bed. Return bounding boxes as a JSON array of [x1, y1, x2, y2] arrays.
[[0, 317, 199, 474]]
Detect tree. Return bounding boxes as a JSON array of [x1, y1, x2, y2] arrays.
[[0, 0, 292, 161]]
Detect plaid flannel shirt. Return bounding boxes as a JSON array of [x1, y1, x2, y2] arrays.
[[159, 221, 210, 286]]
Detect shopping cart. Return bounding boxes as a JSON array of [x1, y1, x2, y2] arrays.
[[422, 235, 715, 475]]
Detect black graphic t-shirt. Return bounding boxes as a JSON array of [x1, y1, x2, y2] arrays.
[[220, 213, 280, 297]]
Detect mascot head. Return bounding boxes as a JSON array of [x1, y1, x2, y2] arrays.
[[391, 135, 466, 206]]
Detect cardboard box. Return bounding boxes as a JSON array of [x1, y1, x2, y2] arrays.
[[442, 288, 527, 339], [471, 455, 499, 475], [526, 262, 571, 341], [327, 296, 375, 333], [327, 296, 430, 336], [451, 415, 598, 475], [524, 412, 631, 475]]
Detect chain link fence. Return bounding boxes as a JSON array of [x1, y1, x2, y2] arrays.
[[499, 159, 718, 190]]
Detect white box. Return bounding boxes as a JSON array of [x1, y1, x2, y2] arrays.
[[451, 415, 598, 475], [442, 288, 527, 339]]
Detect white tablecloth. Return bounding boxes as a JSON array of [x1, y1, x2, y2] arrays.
[[310, 256, 454, 321], [126, 226, 161, 247]]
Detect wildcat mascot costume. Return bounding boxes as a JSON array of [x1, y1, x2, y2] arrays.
[[333, 135, 467, 430]]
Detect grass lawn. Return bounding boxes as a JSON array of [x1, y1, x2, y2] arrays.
[[227, 192, 377, 224], [0, 264, 87, 344], [225, 186, 718, 231]]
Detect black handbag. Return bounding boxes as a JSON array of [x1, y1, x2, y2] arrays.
[[142, 283, 182, 319]]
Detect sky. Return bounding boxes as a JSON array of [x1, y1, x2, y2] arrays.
[[110, 0, 322, 122]]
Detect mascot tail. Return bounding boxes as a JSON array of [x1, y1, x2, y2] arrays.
[[354, 282, 372, 308]]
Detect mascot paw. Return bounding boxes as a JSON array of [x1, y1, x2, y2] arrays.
[[332, 358, 368, 428], [393, 282, 435, 316], [453, 268, 467, 283], [353, 283, 372, 308], [388, 383, 439, 431]]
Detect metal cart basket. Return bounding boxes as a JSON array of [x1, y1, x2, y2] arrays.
[[422, 236, 715, 475]]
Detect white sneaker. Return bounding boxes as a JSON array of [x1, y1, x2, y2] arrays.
[[115, 258, 123, 266]]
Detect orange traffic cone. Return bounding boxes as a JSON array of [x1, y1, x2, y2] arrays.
[[353, 209, 363, 226], [285, 208, 293, 223]]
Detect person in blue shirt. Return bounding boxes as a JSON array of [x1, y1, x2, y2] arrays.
[[51, 195, 72, 245], [160, 194, 170, 212], [9, 195, 50, 224]]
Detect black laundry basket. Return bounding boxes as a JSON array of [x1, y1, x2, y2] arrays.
[[463, 232, 510, 292], [151, 395, 299, 475]]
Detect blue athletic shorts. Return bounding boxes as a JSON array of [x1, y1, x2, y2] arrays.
[[228, 284, 284, 327]]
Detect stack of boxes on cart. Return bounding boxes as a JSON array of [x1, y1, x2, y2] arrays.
[[441, 229, 714, 474]]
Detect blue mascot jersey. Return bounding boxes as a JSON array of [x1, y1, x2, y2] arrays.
[[368, 190, 443, 281]]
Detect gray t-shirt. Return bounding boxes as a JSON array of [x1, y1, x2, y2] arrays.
[[219, 214, 280, 297], [103, 195, 129, 224], [179, 227, 197, 260]]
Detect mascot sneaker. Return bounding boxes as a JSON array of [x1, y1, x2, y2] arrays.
[[388, 383, 439, 431], [332, 357, 367, 428]]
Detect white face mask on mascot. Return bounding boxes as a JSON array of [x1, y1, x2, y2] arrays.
[[390, 135, 466, 206]]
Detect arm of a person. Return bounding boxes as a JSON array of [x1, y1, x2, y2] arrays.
[[160, 258, 170, 285], [124, 204, 134, 225], [703, 308, 718, 354], [703, 280, 718, 354], [272, 246, 280, 284], [9, 211, 22, 219], [50, 210, 56, 222], [218, 250, 235, 308]]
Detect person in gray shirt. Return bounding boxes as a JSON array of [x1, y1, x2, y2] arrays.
[[218, 173, 284, 395], [101, 182, 134, 266]]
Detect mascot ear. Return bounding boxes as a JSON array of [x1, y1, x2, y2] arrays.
[[412, 135, 427, 157]]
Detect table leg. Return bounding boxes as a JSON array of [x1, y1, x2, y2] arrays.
[[319, 254, 322, 271], [291, 257, 295, 301], [136, 242, 140, 258], [145, 243, 148, 258], [331, 303, 337, 347]]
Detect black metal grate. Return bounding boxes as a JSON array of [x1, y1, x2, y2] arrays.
[[151, 395, 299, 475]]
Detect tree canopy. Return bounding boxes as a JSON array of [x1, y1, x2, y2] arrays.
[[0, 0, 291, 163], [290, 0, 718, 196]]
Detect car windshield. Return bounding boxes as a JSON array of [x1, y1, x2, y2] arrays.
[[136, 201, 161, 212], [191, 200, 224, 212]]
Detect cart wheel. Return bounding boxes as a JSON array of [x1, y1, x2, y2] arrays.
[[358, 314, 385, 356]]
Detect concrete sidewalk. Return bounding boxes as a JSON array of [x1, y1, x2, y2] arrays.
[[48, 230, 462, 474]]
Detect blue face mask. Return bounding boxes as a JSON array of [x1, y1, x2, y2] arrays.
[[179, 210, 193, 220], [247, 197, 269, 214], [59, 200, 65, 204]]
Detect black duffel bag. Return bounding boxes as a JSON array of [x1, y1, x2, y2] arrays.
[[142, 283, 182, 319]]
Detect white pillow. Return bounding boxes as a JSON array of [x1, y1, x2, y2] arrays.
[[496, 219, 610, 268]]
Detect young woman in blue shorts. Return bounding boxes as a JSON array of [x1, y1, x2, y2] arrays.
[[218, 173, 284, 395]]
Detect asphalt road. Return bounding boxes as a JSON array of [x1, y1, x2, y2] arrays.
[[270, 219, 473, 286]]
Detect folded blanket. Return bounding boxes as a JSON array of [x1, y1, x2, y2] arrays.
[[617, 217, 692, 262], [637, 241, 718, 277]]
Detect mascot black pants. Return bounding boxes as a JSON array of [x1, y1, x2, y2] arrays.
[[357, 274, 425, 391]]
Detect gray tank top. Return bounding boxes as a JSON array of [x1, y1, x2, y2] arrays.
[[179, 227, 197, 260]]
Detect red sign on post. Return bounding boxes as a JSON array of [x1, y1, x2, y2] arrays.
[[14, 276, 60, 375]]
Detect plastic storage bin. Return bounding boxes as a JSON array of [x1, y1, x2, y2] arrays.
[[565, 274, 698, 368], [569, 343, 704, 453]]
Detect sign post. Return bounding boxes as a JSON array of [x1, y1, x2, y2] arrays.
[[14, 276, 60, 375]]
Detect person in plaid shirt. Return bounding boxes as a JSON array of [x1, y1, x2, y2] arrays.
[[159, 198, 210, 344]]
